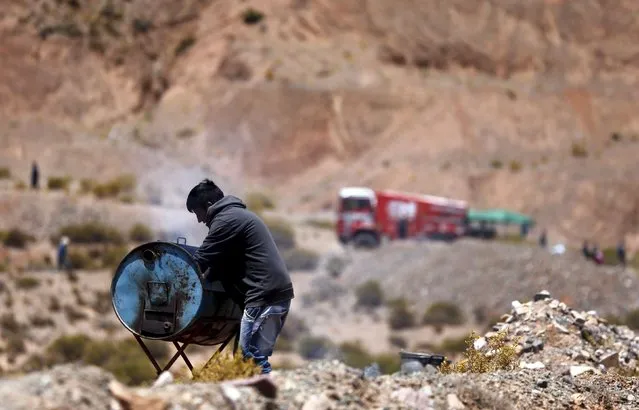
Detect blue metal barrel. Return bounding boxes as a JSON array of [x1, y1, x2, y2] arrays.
[[111, 240, 242, 345]]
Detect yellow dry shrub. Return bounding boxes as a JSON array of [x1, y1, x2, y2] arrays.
[[440, 331, 520, 374], [191, 352, 261, 383]]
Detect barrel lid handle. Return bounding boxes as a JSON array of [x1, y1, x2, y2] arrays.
[[176, 237, 187, 245]]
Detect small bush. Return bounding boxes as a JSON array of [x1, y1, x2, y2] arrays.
[[304, 219, 334, 230], [263, 217, 295, 251], [42, 335, 170, 385], [92, 291, 112, 314], [439, 331, 519, 374], [509, 160, 522, 172], [193, 352, 261, 382], [0, 167, 10, 179], [571, 142, 588, 158], [3, 229, 34, 248], [14, 180, 26, 190], [92, 174, 136, 199], [298, 336, 334, 360], [355, 280, 384, 308], [490, 159, 503, 169], [0, 313, 23, 334], [66, 249, 95, 270], [387, 298, 416, 330], [101, 245, 129, 268], [49, 296, 61, 312], [64, 305, 88, 323], [422, 301, 466, 326], [58, 222, 124, 244], [326, 255, 347, 278], [283, 248, 320, 271], [80, 178, 96, 194], [245, 191, 276, 214], [624, 309, 639, 330], [438, 334, 472, 354], [47, 176, 72, 190], [242, 8, 264, 25], [30, 316, 55, 328], [14, 276, 40, 290], [129, 223, 153, 242], [5, 333, 26, 355], [388, 335, 407, 349], [339, 342, 400, 374]]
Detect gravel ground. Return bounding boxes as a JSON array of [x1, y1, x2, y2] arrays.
[[339, 239, 639, 318], [2, 291, 639, 410]]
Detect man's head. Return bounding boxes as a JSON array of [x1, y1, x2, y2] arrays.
[[186, 179, 225, 224]]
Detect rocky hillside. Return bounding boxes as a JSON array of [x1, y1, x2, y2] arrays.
[[3, 290, 639, 410], [1, 1, 639, 247]]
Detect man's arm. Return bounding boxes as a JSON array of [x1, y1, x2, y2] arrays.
[[193, 217, 237, 279]]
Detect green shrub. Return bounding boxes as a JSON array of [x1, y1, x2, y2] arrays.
[[571, 142, 588, 158], [490, 159, 503, 169], [92, 291, 112, 314], [14, 276, 40, 290], [0, 313, 23, 334], [6, 333, 26, 355], [624, 309, 639, 330], [440, 331, 519, 374], [245, 191, 276, 214], [40, 335, 170, 385], [101, 245, 129, 268], [355, 280, 384, 308], [47, 176, 72, 190], [193, 351, 261, 383], [67, 249, 97, 270], [58, 222, 124, 244], [298, 336, 334, 360], [30, 316, 55, 328], [129, 223, 153, 242], [422, 301, 466, 326], [3, 229, 34, 248], [387, 298, 416, 330], [283, 247, 320, 271], [438, 334, 472, 354], [304, 219, 334, 230], [0, 167, 10, 179], [92, 174, 136, 199], [388, 335, 407, 348], [339, 341, 400, 374], [601, 247, 620, 266], [509, 161, 522, 172], [64, 305, 88, 323], [80, 178, 96, 193], [242, 8, 264, 25], [263, 217, 295, 250]]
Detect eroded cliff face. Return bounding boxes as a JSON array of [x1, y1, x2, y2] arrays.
[[1, 0, 638, 246]]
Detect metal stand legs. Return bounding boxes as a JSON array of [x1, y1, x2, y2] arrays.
[[134, 327, 241, 376]]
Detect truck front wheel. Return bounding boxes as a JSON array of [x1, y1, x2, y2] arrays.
[[353, 232, 379, 249]]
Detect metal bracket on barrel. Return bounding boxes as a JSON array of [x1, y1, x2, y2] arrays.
[[133, 326, 241, 376]]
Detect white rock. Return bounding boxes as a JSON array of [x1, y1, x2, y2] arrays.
[[446, 393, 466, 409], [152, 371, 174, 388], [221, 385, 242, 402], [511, 300, 522, 309], [627, 394, 635, 402], [570, 365, 596, 377], [473, 337, 487, 350], [520, 361, 546, 370]]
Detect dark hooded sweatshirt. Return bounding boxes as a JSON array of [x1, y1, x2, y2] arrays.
[[193, 196, 294, 308]]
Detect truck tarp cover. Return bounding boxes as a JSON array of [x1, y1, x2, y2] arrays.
[[467, 209, 533, 225]]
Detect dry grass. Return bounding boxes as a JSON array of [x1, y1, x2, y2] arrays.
[[440, 331, 519, 374], [191, 352, 261, 383]]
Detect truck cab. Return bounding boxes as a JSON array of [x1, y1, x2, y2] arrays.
[[336, 187, 380, 248]]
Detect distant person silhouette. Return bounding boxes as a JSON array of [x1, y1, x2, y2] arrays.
[[617, 241, 627, 267], [57, 236, 69, 271], [30, 161, 40, 189]]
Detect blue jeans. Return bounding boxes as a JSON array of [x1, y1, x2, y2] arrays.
[[239, 299, 290, 374]]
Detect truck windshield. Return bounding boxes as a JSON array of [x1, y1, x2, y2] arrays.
[[340, 197, 373, 212]]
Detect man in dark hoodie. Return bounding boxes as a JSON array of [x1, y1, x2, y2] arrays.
[[186, 179, 294, 374]]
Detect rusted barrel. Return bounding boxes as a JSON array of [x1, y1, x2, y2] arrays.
[[111, 240, 242, 345]]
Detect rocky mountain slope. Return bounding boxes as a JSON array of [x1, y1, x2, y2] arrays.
[[1, 1, 639, 247], [3, 290, 639, 410]]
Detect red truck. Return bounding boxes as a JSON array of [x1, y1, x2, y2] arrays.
[[336, 186, 469, 247]]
